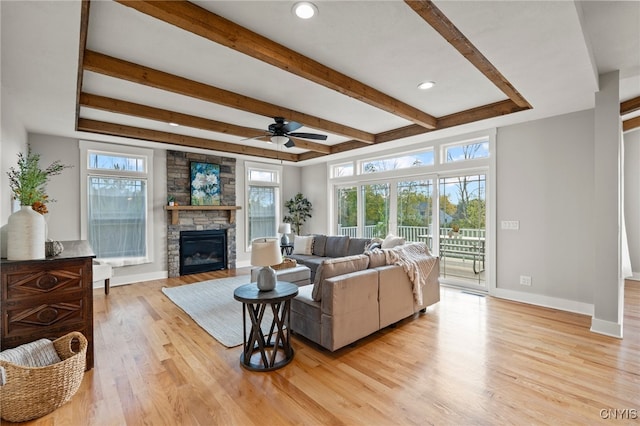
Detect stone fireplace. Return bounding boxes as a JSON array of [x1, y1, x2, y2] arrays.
[[166, 151, 237, 277]]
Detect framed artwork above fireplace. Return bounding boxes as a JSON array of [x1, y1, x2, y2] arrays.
[[190, 161, 221, 206]]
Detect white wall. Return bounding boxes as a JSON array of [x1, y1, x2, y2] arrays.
[[301, 163, 328, 235], [28, 134, 80, 241], [624, 128, 640, 279], [0, 92, 28, 225], [491, 110, 597, 309], [28, 135, 168, 284], [0, 87, 28, 256]]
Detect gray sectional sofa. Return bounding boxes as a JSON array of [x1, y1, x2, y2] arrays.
[[287, 235, 373, 281], [288, 235, 440, 352]]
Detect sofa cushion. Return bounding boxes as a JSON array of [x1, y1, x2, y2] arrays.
[[347, 238, 371, 256], [311, 254, 369, 301], [312, 234, 327, 256], [366, 249, 387, 268], [292, 235, 314, 255], [381, 234, 405, 249], [325, 236, 350, 258]]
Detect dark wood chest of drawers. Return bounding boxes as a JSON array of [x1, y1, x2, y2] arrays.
[[1, 240, 95, 369]]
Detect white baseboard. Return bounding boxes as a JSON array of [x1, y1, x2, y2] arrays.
[[491, 287, 594, 316], [92, 270, 169, 289], [236, 260, 252, 268], [590, 317, 623, 338], [628, 272, 640, 281]]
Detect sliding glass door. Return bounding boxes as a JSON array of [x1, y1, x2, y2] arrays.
[[397, 179, 433, 247], [439, 174, 486, 287]]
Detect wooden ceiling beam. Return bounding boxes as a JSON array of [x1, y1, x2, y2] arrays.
[[80, 93, 265, 138], [376, 99, 527, 143], [623, 116, 640, 132], [80, 93, 333, 154], [437, 99, 528, 129], [115, 0, 437, 130], [77, 118, 299, 162], [405, 0, 532, 110], [621, 96, 640, 115], [83, 50, 375, 144]]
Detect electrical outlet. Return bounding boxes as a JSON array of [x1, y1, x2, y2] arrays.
[[519, 275, 532, 286]]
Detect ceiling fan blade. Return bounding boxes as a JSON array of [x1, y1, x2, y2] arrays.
[[282, 121, 303, 133], [284, 138, 296, 148], [287, 132, 328, 141], [240, 134, 270, 141]]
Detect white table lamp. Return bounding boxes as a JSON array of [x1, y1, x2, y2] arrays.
[[251, 238, 282, 291], [278, 223, 291, 245]]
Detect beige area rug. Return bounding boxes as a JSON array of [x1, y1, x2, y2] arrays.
[[162, 276, 274, 348]]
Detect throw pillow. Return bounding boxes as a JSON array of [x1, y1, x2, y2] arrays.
[[347, 238, 371, 256], [292, 235, 314, 255], [311, 254, 370, 301], [324, 235, 350, 257], [381, 234, 405, 249], [365, 238, 383, 251], [366, 249, 387, 268], [312, 234, 327, 256], [0, 338, 61, 367]]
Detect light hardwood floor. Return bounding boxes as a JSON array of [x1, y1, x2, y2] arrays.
[[6, 272, 639, 425]]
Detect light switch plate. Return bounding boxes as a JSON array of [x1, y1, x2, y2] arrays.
[[501, 220, 520, 230]]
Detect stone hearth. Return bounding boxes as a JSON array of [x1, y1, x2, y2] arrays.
[[166, 151, 236, 277]]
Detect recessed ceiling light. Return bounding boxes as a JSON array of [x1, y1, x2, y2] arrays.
[[292, 2, 318, 19], [168, 122, 179, 127], [417, 81, 436, 90]]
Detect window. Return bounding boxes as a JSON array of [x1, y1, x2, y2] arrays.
[[361, 150, 434, 174], [246, 162, 282, 247], [442, 138, 489, 163], [332, 162, 354, 178], [80, 141, 153, 266]]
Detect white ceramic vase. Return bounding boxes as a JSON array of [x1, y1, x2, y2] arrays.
[[7, 205, 46, 260]]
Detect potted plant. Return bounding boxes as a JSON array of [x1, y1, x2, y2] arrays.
[[283, 193, 312, 235], [167, 195, 175, 206], [6, 148, 71, 259]]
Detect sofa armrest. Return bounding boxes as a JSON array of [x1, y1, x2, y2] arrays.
[[419, 258, 440, 310], [320, 269, 379, 351]]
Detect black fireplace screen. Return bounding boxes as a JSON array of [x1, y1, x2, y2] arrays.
[[180, 229, 227, 275]]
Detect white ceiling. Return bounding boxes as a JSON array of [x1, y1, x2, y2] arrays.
[[2, 1, 639, 164]]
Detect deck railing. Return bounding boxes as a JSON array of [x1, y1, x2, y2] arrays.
[[337, 226, 485, 241]]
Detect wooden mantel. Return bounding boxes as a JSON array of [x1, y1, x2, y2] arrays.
[[164, 205, 241, 225]]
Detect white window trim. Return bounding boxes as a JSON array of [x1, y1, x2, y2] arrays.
[[245, 161, 283, 250], [79, 140, 154, 266]]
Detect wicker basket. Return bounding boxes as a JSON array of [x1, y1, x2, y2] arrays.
[[0, 331, 87, 422]]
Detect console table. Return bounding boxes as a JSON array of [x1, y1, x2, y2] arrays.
[[233, 282, 298, 371], [0, 240, 95, 370]]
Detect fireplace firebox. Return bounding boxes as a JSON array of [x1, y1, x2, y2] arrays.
[[180, 230, 227, 276]]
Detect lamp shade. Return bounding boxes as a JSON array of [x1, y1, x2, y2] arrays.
[[251, 238, 282, 267], [278, 223, 291, 234]]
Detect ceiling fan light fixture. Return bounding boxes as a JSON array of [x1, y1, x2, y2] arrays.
[[292, 2, 318, 19], [417, 81, 436, 90], [271, 135, 289, 145]]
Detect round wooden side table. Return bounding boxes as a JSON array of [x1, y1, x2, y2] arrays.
[[233, 281, 298, 371]]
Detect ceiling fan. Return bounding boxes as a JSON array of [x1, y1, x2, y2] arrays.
[[258, 117, 328, 148]]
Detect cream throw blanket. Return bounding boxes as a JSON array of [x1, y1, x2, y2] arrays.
[[382, 242, 437, 305]]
